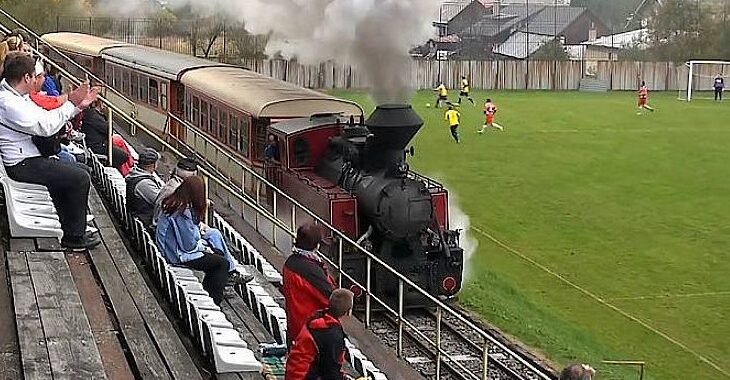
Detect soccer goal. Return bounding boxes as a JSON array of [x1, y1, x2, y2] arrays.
[[678, 60, 730, 101]]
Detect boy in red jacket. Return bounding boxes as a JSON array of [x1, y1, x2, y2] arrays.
[[282, 223, 337, 347], [285, 289, 354, 380]]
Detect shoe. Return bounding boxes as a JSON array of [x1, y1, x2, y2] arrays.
[[227, 271, 255, 286], [86, 226, 98, 234], [69, 131, 86, 143], [61, 232, 102, 251], [224, 287, 237, 299], [87, 214, 95, 223]]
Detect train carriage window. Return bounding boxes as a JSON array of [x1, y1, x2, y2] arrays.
[[130, 73, 138, 100], [148, 78, 159, 107], [254, 121, 268, 160], [160, 82, 168, 111], [122, 70, 130, 96], [201, 101, 209, 131], [140, 75, 148, 104], [210, 106, 218, 136], [113, 66, 122, 91], [229, 115, 239, 151], [239, 116, 250, 158], [105, 64, 112, 86], [177, 87, 185, 116], [219, 111, 228, 145], [192, 96, 200, 125]]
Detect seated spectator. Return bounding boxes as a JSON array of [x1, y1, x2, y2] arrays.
[[0, 53, 100, 249], [559, 364, 595, 380], [4, 35, 23, 52], [156, 175, 252, 305], [264, 134, 279, 162], [80, 100, 129, 169], [126, 147, 164, 227], [283, 223, 336, 347], [112, 135, 134, 176], [48, 65, 62, 94], [153, 157, 197, 228], [285, 289, 354, 380], [41, 64, 60, 97]]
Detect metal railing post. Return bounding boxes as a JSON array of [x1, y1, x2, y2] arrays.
[[397, 279, 404, 359], [365, 256, 372, 328], [272, 191, 277, 242], [203, 174, 210, 225], [482, 340, 489, 380], [107, 107, 113, 164], [436, 306, 442, 379], [290, 204, 296, 233], [337, 238, 343, 287]]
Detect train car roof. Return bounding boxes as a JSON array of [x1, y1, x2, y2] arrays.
[[102, 46, 228, 81], [41, 32, 130, 57], [181, 66, 363, 119]]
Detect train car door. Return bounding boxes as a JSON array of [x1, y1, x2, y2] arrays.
[[169, 82, 185, 141]]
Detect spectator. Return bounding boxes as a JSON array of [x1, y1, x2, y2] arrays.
[[112, 135, 134, 177], [559, 364, 595, 380], [153, 157, 198, 228], [48, 65, 62, 94], [80, 100, 129, 169], [0, 53, 100, 249], [126, 147, 164, 227], [4, 35, 23, 52], [264, 134, 279, 162], [282, 223, 336, 347], [285, 289, 354, 380], [156, 175, 252, 305], [41, 63, 60, 97]]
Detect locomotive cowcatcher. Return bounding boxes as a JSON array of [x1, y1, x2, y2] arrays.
[[265, 104, 464, 307]]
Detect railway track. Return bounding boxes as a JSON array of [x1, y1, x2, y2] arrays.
[[365, 308, 556, 380]]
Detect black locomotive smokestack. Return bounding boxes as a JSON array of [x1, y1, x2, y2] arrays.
[[364, 104, 423, 175], [366, 104, 423, 151]]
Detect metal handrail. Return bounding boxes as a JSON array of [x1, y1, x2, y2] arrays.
[[165, 114, 552, 380], [0, 8, 135, 107], [3, 16, 552, 378]]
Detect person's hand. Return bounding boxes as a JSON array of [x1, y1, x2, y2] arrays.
[[78, 86, 101, 110], [67, 82, 90, 107], [199, 222, 210, 235]]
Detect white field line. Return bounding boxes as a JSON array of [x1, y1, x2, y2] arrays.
[[470, 225, 730, 378]]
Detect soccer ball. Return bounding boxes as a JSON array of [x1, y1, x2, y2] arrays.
[[426, 103, 431, 108]]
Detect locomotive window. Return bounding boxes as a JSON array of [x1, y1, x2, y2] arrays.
[[219, 111, 228, 144], [130, 73, 138, 101], [160, 82, 168, 111], [229, 115, 239, 151], [210, 106, 218, 135], [192, 96, 199, 125], [148, 79, 159, 107], [293, 137, 310, 166], [239, 116, 250, 157], [255, 122, 267, 161], [201, 101, 209, 131]]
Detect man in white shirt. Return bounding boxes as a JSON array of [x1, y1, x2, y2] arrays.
[[0, 53, 100, 250]]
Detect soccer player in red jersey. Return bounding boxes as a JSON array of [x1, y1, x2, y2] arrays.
[[637, 81, 655, 115], [479, 98, 503, 133]]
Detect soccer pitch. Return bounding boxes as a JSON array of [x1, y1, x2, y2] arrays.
[[330, 89, 730, 380]]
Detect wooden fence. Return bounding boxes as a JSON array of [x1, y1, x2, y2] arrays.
[[237, 59, 715, 92]]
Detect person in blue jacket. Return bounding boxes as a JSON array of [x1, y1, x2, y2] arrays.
[[156, 175, 252, 304], [41, 65, 60, 97]]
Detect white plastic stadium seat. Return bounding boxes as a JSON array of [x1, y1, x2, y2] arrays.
[[0, 170, 62, 239]]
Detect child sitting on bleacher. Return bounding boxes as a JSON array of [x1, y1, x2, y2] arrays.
[[155, 175, 252, 304]]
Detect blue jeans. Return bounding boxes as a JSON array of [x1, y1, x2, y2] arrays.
[[56, 145, 76, 163], [203, 228, 236, 272]]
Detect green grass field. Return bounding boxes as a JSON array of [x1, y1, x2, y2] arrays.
[[329, 89, 730, 380]]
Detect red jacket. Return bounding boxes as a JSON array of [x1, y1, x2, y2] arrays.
[[285, 310, 347, 380], [282, 253, 336, 346], [111, 135, 134, 177]]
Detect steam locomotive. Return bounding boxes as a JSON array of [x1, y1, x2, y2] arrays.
[[271, 105, 464, 306], [40, 32, 464, 307]]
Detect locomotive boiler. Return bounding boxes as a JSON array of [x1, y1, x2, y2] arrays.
[[316, 104, 464, 306]]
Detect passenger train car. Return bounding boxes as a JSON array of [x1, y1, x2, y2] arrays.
[[41, 33, 464, 306]]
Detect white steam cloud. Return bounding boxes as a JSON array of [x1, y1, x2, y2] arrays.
[[448, 190, 478, 283], [94, 0, 439, 103]]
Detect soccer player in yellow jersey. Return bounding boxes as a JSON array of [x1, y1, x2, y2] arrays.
[[458, 76, 474, 105], [444, 105, 461, 143], [434, 83, 449, 108]]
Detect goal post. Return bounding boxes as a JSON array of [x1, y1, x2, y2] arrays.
[[679, 60, 730, 101]]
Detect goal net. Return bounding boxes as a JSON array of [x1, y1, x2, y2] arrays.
[[678, 60, 730, 101]]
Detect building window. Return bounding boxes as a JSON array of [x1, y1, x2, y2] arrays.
[[160, 82, 168, 111], [192, 95, 200, 125], [149, 78, 159, 107]]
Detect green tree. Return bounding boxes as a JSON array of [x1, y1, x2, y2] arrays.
[[532, 39, 570, 61], [0, 0, 91, 34], [648, 0, 708, 62]]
